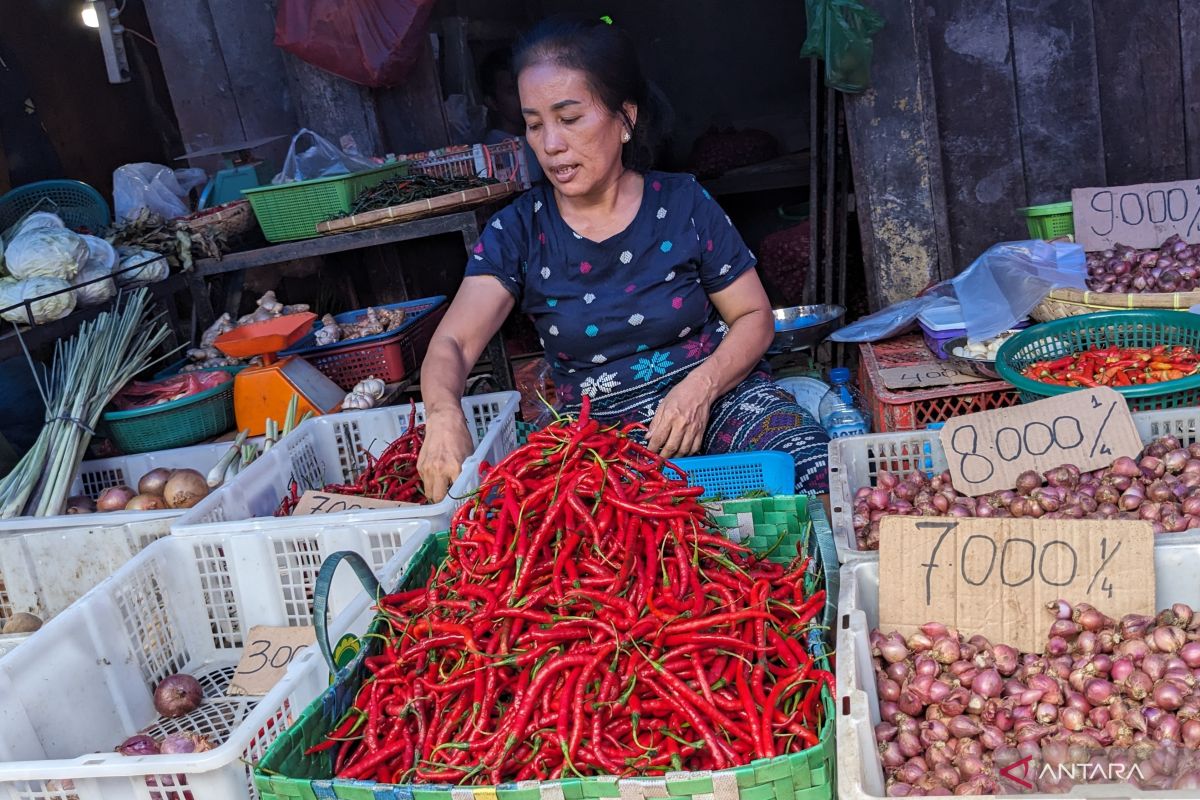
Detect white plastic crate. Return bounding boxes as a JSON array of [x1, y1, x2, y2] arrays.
[[828, 406, 1200, 563], [173, 391, 520, 537], [0, 521, 167, 656], [0, 438, 260, 641], [0, 437, 249, 535], [0, 518, 434, 800], [836, 539, 1200, 800]]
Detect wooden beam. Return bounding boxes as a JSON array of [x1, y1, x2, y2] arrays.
[[1183, 1, 1200, 177], [924, 0, 1028, 271], [205, 0, 297, 167], [141, 0, 244, 158], [375, 38, 453, 155], [843, 0, 950, 308], [1008, 0, 1105, 202], [1093, 0, 1187, 185]]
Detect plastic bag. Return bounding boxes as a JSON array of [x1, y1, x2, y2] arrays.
[[830, 295, 953, 343], [274, 0, 436, 88], [112, 370, 231, 411], [113, 163, 207, 222], [801, 0, 885, 93], [272, 128, 379, 185], [949, 240, 1085, 343]]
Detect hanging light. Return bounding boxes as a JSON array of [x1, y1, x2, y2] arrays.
[[81, 1, 99, 28]]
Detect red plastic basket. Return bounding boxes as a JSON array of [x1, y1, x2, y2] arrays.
[[858, 334, 1020, 432], [292, 300, 447, 390]]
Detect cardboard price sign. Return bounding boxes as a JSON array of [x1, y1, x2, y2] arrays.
[[1072, 179, 1200, 250], [938, 387, 1141, 496], [227, 626, 315, 696], [879, 365, 988, 390], [291, 490, 418, 515], [878, 517, 1154, 653]]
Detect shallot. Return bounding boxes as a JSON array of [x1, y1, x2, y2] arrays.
[[852, 436, 1200, 550], [873, 601, 1200, 795]]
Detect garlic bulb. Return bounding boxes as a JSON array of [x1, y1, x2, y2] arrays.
[[353, 377, 386, 400], [341, 392, 375, 410]]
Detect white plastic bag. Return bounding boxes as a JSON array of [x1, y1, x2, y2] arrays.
[[272, 128, 379, 184], [830, 295, 953, 343], [113, 163, 207, 222], [949, 240, 1086, 342]]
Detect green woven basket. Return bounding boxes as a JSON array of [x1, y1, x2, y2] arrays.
[[101, 366, 241, 453], [995, 309, 1200, 410], [242, 162, 410, 242], [254, 497, 837, 800], [1018, 201, 1074, 239]]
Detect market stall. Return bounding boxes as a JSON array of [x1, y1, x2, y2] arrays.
[[9, 2, 1200, 799]]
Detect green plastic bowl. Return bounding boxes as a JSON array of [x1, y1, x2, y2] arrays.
[[995, 310, 1200, 410], [101, 366, 242, 453]]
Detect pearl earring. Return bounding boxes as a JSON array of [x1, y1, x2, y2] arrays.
[[622, 131, 631, 143]]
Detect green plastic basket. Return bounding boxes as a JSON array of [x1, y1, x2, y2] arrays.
[[995, 310, 1200, 410], [242, 162, 409, 243], [1018, 200, 1074, 239], [254, 499, 837, 800], [101, 367, 241, 453]]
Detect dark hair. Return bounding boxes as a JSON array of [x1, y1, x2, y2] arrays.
[[514, 15, 663, 172], [478, 48, 513, 101]]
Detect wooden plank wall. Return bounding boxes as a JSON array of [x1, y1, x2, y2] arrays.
[[142, 0, 451, 169], [851, 0, 1200, 305]]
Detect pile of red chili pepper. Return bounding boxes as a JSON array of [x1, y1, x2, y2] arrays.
[[275, 403, 426, 515], [1020, 344, 1200, 387], [307, 397, 831, 784]]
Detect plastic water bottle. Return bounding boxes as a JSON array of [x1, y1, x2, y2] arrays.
[[818, 367, 870, 438]]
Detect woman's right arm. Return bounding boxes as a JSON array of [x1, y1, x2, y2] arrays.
[[418, 276, 516, 501]]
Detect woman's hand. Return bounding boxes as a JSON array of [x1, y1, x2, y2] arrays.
[[417, 409, 475, 502], [647, 373, 717, 459]]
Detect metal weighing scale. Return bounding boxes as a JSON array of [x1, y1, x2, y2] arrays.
[[176, 134, 286, 209], [213, 313, 345, 436]]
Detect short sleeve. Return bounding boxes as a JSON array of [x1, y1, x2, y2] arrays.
[[463, 201, 528, 300], [689, 177, 758, 293]]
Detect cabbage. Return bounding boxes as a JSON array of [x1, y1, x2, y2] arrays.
[[115, 249, 169, 287], [15, 212, 66, 237], [72, 235, 117, 306], [4, 228, 87, 280], [0, 277, 77, 324]]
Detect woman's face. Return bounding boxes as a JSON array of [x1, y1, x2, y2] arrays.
[[518, 62, 633, 197]]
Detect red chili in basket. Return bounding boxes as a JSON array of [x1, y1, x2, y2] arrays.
[[306, 396, 832, 783]]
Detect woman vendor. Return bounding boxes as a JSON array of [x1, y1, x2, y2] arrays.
[[418, 16, 829, 501]]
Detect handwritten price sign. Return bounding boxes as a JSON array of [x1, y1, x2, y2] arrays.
[[1073, 179, 1200, 250], [227, 626, 315, 696], [878, 517, 1154, 653], [291, 490, 414, 515], [938, 387, 1142, 496], [879, 365, 987, 390]]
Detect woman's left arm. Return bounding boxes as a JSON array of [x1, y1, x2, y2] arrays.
[[646, 269, 773, 458]]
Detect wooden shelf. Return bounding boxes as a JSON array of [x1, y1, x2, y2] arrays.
[[701, 152, 811, 197], [195, 211, 482, 277]]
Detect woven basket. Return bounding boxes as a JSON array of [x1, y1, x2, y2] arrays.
[[1031, 287, 1200, 322], [179, 199, 256, 239]]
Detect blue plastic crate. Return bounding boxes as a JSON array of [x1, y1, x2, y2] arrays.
[[670, 450, 795, 498]]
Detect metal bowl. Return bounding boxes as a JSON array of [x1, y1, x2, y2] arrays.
[[945, 335, 1002, 380], [770, 304, 846, 353]]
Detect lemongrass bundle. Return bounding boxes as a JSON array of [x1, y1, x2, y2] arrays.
[[0, 288, 175, 517]]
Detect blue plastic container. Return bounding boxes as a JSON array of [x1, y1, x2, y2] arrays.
[[670, 450, 795, 498]]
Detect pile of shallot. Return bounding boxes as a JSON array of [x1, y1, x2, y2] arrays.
[[1086, 235, 1200, 293], [873, 602, 1200, 795], [852, 436, 1200, 550]]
